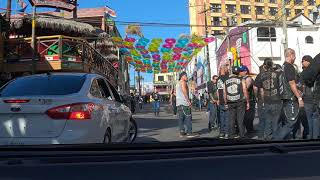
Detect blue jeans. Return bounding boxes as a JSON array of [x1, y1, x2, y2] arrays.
[[153, 101, 160, 113], [263, 103, 282, 140], [257, 103, 265, 139], [208, 102, 218, 126], [219, 104, 229, 135], [177, 105, 192, 134], [304, 103, 320, 139], [274, 100, 299, 140]]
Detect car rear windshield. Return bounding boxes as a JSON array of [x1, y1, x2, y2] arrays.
[[0, 75, 86, 97]]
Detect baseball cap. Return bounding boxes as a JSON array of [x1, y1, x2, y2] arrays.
[[239, 65, 249, 72], [232, 66, 240, 75]]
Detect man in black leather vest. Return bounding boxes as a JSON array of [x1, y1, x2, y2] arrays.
[[254, 59, 283, 140], [224, 66, 250, 138], [239, 65, 256, 136], [301, 55, 320, 139], [274, 48, 303, 140]]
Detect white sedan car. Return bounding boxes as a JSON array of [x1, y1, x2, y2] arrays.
[[0, 73, 137, 145]]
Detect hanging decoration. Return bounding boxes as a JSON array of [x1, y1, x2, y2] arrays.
[[111, 36, 215, 73]]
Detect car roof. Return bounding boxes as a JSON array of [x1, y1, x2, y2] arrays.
[[15, 73, 101, 79]]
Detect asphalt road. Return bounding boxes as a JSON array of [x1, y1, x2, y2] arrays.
[[133, 102, 220, 143]]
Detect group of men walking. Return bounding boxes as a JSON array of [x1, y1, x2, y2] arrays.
[[176, 48, 320, 140]]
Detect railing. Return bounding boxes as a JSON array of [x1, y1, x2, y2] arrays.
[[3, 35, 118, 86], [82, 41, 118, 87]]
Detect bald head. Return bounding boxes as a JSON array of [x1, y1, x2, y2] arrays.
[[284, 48, 296, 64]]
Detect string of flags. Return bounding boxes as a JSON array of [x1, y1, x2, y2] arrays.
[[111, 35, 215, 74]]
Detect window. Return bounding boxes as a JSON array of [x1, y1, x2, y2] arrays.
[[295, 9, 302, 15], [269, 7, 277, 16], [106, 81, 122, 102], [97, 79, 113, 100], [269, 0, 276, 3], [240, 5, 250, 14], [90, 79, 103, 98], [286, 8, 291, 16], [212, 17, 221, 26], [241, 18, 251, 23], [212, 30, 222, 35], [308, 0, 315, 5], [257, 27, 276, 41], [256, 6, 264, 15], [295, 0, 303, 5], [0, 75, 85, 97], [210, 3, 221, 13], [305, 36, 314, 44], [158, 76, 164, 81], [226, 5, 236, 13]]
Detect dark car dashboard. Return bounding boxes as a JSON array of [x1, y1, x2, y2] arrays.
[[0, 139, 320, 180]]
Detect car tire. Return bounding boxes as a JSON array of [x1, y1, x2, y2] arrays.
[[127, 118, 138, 143], [103, 129, 111, 144]]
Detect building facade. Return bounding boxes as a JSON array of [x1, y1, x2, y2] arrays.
[[153, 73, 178, 96], [216, 14, 320, 74], [189, 0, 320, 36]]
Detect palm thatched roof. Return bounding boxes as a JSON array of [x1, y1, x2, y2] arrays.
[[11, 15, 97, 37]]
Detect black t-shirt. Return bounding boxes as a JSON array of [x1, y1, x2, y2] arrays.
[[152, 93, 160, 101], [283, 62, 297, 82], [254, 73, 262, 88], [217, 75, 228, 104]]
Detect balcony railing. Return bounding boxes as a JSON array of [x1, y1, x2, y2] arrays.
[[3, 35, 118, 86]]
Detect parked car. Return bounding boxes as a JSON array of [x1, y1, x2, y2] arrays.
[[0, 73, 137, 145]]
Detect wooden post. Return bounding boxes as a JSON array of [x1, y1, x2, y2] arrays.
[[58, 36, 63, 60], [6, 0, 11, 21], [31, 6, 37, 74], [73, 0, 77, 19]]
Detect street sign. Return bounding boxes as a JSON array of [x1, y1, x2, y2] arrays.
[[28, 0, 75, 11]]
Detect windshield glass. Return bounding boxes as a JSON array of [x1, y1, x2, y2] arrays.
[[0, 75, 86, 96], [0, 0, 319, 147]]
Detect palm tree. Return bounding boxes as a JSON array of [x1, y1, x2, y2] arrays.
[[125, 24, 143, 37]]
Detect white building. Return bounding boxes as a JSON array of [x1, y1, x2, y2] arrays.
[[216, 13, 320, 74]]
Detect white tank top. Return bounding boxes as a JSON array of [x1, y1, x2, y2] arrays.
[[176, 81, 189, 106]]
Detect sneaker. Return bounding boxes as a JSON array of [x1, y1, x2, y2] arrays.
[[179, 132, 186, 137], [218, 133, 225, 138], [234, 135, 240, 139], [186, 133, 199, 138]]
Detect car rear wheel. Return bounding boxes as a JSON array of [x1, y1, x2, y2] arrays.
[[103, 129, 111, 144], [127, 118, 137, 143]]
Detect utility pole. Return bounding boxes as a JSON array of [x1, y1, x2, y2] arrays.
[[137, 71, 141, 96], [282, 0, 288, 50], [31, 5, 37, 74], [226, 16, 232, 51], [6, 0, 11, 21], [203, 2, 212, 80]]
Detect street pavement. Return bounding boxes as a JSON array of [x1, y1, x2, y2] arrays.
[[133, 102, 220, 143]]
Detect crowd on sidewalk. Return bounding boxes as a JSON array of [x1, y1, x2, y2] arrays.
[[169, 48, 320, 140]]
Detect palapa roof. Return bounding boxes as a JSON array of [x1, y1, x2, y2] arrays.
[[11, 15, 97, 37]]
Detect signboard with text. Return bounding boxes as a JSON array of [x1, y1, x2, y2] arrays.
[[28, 0, 75, 11]]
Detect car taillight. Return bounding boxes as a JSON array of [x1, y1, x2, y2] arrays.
[[4, 99, 30, 103], [46, 103, 95, 120]]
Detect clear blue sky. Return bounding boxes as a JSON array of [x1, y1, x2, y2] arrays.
[[0, 0, 190, 84]]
